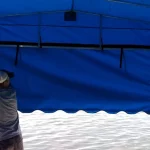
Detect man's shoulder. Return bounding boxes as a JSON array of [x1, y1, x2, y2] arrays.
[[0, 85, 16, 99]]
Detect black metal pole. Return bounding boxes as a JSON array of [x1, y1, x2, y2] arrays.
[[15, 45, 20, 66], [120, 48, 123, 68]]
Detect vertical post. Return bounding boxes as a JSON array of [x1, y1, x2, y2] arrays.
[[100, 15, 103, 50], [15, 45, 20, 66], [38, 13, 42, 48], [71, 0, 74, 11], [120, 48, 123, 68]]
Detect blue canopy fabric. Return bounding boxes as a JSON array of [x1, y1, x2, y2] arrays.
[[0, 0, 150, 113]]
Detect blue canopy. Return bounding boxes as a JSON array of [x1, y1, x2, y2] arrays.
[[0, 0, 150, 113]]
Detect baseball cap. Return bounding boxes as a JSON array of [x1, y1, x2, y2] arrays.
[[0, 71, 9, 84], [0, 70, 14, 78]]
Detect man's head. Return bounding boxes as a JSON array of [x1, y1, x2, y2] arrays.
[[0, 71, 10, 88]]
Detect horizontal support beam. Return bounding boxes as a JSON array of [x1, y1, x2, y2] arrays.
[[0, 41, 150, 49], [107, 0, 150, 8], [1, 24, 150, 31], [1, 10, 150, 25]]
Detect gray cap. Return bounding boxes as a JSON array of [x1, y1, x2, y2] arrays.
[[0, 71, 8, 84]]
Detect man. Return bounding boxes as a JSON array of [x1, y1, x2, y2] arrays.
[[0, 70, 23, 150]]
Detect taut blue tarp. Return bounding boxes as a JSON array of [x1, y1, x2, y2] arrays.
[[0, 0, 150, 113]]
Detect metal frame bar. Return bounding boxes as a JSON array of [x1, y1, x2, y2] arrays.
[[71, 0, 74, 10], [76, 10, 150, 24], [100, 15, 103, 50], [14, 45, 20, 66], [0, 42, 150, 49], [120, 48, 124, 68], [107, 0, 150, 8], [0, 24, 150, 31], [0, 9, 150, 25], [38, 13, 42, 48]]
